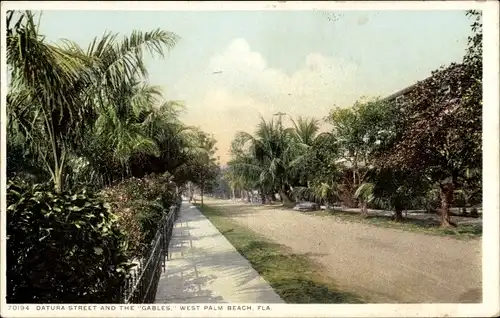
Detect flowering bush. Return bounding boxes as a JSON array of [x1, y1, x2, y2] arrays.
[[102, 174, 177, 257]]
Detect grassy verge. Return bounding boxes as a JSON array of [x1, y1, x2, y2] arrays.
[[229, 201, 481, 239], [194, 203, 365, 304], [306, 209, 482, 240]]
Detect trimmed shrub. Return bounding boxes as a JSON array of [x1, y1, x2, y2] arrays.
[[6, 179, 133, 303]]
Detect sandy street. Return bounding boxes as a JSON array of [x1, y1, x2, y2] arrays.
[[204, 199, 482, 303]]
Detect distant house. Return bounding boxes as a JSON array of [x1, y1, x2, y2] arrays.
[[382, 83, 418, 104], [337, 72, 438, 172], [381, 64, 461, 104]]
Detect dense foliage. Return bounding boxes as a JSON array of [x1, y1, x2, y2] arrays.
[[7, 179, 132, 303], [102, 174, 178, 256]]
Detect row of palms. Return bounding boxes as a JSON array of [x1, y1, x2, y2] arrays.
[[222, 102, 480, 227], [225, 115, 327, 205], [6, 10, 217, 192]]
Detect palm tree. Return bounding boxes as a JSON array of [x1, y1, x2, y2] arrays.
[[353, 182, 375, 218], [288, 116, 339, 189], [7, 10, 180, 192], [93, 82, 162, 168], [222, 169, 239, 200], [225, 164, 258, 201], [289, 116, 320, 147], [290, 129, 341, 205], [230, 116, 297, 206], [7, 11, 92, 192]]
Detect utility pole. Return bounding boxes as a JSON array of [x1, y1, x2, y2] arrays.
[[273, 112, 287, 135]]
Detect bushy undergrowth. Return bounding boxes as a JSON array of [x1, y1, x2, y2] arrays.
[[102, 174, 178, 257], [6, 179, 133, 303]]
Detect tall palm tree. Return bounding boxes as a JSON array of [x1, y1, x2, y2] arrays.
[[94, 82, 162, 166], [287, 116, 324, 187], [7, 10, 180, 192], [7, 11, 92, 192], [224, 164, 254, 201], [231, 116, 296, 206], [289, 116, 320, 147], [290, 129, 341, 205], [68, 83, 179, 188]]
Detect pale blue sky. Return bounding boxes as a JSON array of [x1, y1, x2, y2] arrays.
[[37, 10, 473, 162]]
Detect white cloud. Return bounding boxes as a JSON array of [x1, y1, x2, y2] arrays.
[[174, 38, 366, 162]]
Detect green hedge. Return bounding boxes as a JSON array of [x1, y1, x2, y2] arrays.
[[6, 179, 133, 303]]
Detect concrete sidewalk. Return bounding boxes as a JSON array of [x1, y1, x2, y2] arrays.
[[155, 202, 284, 303]]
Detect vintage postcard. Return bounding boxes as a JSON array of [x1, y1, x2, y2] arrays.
[[1, 1, 499, 317]]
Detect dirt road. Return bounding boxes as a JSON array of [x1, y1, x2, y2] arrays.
[[204, 199, 482, 303]]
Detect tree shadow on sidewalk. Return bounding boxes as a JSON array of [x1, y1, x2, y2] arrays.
[[155, 262, 225, 303]]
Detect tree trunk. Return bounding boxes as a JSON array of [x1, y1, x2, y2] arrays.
[[352, 153, 358, 188], [439, 182, 457, 227], [260, 188, 266, 204], [394, 208, 403, 222], [352, 170, 357, 190], [246, 190, 251, 203], [52, 150, 66, 194], [201, 184, 204, 208], [231, 187, 236, 200], [360, 201, 368, 218], [54, 172, 63, 194], [279, 190, 294, 208], [188, 182, 194, 202]]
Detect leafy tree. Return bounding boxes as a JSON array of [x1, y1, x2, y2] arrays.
[[355, 168, 429, 221], [378, 10, 482, 227], [209, 167, 233, 199], [172, 130, 220, 206], [326, 99, 395, 206]]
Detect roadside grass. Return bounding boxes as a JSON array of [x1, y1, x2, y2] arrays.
[[194, 203, 366, 304], [210, 200, 481, 240], [306, 209, 482, 240]]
